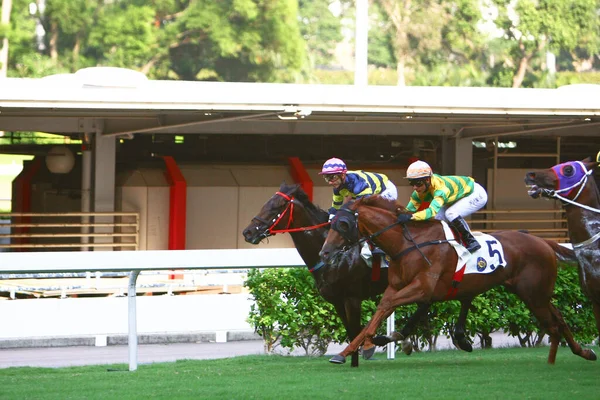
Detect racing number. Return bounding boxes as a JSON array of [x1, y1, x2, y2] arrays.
[[486, 239, 504, 270]]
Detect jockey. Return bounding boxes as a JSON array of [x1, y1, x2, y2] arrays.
[[319, 157, 398, 221], [398, 160, 488, 254]]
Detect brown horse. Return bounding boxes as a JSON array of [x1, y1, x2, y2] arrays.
[[525, 157, 600, 344], [242, 183, 425, 367], [319, 196, 597, 365]]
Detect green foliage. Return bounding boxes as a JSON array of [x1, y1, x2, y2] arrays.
[[555, 71, 600, 86], [245, 268, 346, 355], [553, 265, 597, 345], [87, 5, 158, 69], [298, 0, 343, 68], [246, 264, 598, 355]]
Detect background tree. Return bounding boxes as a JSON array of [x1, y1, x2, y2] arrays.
[[372, 0, 485, 86], [490, 0, 600, 87], [298, 0, 343, 70]]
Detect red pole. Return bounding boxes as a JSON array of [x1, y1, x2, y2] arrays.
[[287, 157, 313, 201], [162, 156, 186, 279], [11, 158, 42, 250]]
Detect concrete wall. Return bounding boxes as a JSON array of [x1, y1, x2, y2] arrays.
[[0, 294, 253, 341], [115, 163, 544, 250]]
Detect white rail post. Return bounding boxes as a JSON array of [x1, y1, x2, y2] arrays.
[[386, 313, 395, 359], [128, 270, 140, 371]]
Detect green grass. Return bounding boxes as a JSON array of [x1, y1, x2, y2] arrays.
[[1, 347, 598, 400]]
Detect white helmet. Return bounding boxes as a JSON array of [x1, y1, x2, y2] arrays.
[[405, 160, 432, 179]]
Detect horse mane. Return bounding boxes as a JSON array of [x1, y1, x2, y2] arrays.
[[279, 182, 329, 221], [358, 195, 406, 215]]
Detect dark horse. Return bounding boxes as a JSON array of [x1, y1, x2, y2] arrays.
[[242, 183, 425, 367], [525, 157, 600, 344], [319, 196, 597, 365]]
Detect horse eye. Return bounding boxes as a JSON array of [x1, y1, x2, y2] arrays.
[[338, 221, 350, 232], [563, 165, 574, 177]]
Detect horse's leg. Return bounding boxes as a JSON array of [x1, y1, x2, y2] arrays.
[[591, 300, 600, 346], [452, 300, 473, 352], [343, 298, 364, 367], [372, 302, 431, 355], [332, 301, 360, 368], [330, 280, 427, 365], [547, 303, 597, 362]]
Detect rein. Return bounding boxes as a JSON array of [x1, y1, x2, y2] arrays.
[[363, 221, 434, 266]]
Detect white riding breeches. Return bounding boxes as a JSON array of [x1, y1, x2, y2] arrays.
[[380, 180, 398, 201], [435, 182, 488, 222]]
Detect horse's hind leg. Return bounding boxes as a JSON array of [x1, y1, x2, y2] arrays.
[[548, 303, 597, 362], [591, 300, 600, 346]]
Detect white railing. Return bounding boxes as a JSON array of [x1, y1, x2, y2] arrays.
[[0, 212, 139, 250], [0, 248, 305, 371]]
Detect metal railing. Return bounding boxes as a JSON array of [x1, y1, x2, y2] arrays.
[[0, 212, 140, 250], [471, 209, 568, 242]]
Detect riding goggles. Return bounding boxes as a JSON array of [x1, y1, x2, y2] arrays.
[[323, 174, 342, 183], [408, 179, 427, 187]]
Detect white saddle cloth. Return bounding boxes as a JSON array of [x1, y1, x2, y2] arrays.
[[440, 221, 507, 275]]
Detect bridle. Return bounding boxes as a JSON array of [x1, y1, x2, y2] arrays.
[[541, 162, 600, 248], [329, 205, 447, 266], [251, 191, 330, 238]]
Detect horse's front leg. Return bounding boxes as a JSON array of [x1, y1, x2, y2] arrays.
[[342, 297, 364, 367], [372, 302, 430, 355], [452, 299, 473, 352], [331, 300, 359, 367], [330, 280, 427, 365]]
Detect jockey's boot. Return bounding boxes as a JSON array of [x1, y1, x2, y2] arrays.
[[450, 216, 481, 254]]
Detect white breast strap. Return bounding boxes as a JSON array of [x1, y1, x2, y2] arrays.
[[573, 231, 600, 249]]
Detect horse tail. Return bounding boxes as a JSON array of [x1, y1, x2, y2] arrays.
[[543, 239, 577, 263]]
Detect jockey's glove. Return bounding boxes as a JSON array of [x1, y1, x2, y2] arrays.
[[328, 207, 338, 222], [397, 213, 412, 224]]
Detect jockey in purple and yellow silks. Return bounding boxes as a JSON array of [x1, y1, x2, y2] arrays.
[[398, 160, 488, 254], [319, 158, 398, 221]]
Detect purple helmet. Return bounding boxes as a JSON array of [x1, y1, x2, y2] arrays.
[[319, 158, 347, 175]]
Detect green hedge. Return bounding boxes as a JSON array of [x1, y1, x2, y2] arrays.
[[245, 264, 597, 355]]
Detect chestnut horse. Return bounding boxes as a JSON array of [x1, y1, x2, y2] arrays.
[[319, 196, 597, 365], [242, 183, 427, 367], [525, 157, 600, 344]]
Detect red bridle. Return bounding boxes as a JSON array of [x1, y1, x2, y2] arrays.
[[259, 191, 330, 235]]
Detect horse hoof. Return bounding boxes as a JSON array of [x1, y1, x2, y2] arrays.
[[401, 340, 413, 356], [329, 355, 346, 364], [588, 349, 597, 361], [372, 335, 391, 346], [362, 346, 376, 360], [456, 339, 473, 353]]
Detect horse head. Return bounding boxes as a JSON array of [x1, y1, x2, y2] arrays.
[[319, 196, 400, 265], [525, 157, 600, 202], [242, 182, 327, 244]]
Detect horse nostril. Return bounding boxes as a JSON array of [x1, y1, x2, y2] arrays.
[[527, 172, 536, 179]]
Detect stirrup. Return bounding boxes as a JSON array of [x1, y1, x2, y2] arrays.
[[465, 240, 481, 254]]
